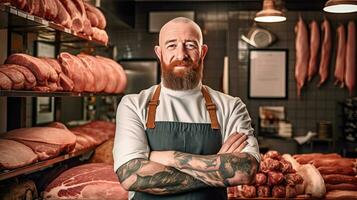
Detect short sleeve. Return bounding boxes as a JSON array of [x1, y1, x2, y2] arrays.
[[224, 98, 261, 163], [113, 96, 150, 172]]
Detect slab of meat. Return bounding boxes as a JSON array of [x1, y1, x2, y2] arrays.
[[310, 158, 356, 168], [0, 67, 25, 89], [2, 127, 76, 154], [18, 140, 63, 160], [345, 20, 356, 97], [58, 0, 83, 33], [326, 190, 357, 200], [293, 153, 341, 164], [2, 64, 36, 89], [323, 174, 357, 185], [58, 52, 85, 92], [91, 27, 109, 45], [334, 24, 346, 88], [59, 73, 74, 91], [53, 0, 72, 28], [294, 16, 309, 97], [77, 54, 107, 92], [44, 0, 58, 21], [308, 20, 320, 81], [70, 130, 97, 151], [0, 139, 38, 169], [326, 183, 357, 191], [263, 150, 282, 160], [90, 138, 114, 164], [317, 166, 356, 176], [44, 163, 128, 200], [84, 2, 106, 29], [0, 71, 12, 90], [85, 7, 98, 28], [96, 56, 127, 93], [260, 158, 282, 173], [318, 18, 332, 87], [95, 56, 118, 93], [5, 53, 50, 82], [76, 54, 96, 92], [72, 0, 92, 36], [280, 159, 295, 173]]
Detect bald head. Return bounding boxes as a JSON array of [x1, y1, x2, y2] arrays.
[[158, 17, 203, 46]]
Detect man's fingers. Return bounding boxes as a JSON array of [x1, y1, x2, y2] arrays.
[[233, 141, 248, 153], [226, 135, 247, 153], [218, 133, 244, 154]]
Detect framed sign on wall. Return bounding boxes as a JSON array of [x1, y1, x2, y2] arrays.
[[248, 49, 288, 99]]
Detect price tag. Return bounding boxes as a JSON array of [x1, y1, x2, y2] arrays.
[[17, 11, 27, 18], [27, 15, 34, 21]]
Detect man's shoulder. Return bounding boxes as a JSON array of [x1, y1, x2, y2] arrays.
[[120, 85, 157, 107], [204, 85, 243, 104]]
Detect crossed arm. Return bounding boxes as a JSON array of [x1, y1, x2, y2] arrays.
[[116, 133, 259, 195]]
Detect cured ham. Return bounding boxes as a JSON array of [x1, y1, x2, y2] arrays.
[[294, 16, 309, 97], [318, 18, 332, 87], [308, 20, 320, 81], [334, 24, 346, 88], [345, 21, 356, 96]]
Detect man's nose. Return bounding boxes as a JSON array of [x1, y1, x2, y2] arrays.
[[175, 43, 187, 60]]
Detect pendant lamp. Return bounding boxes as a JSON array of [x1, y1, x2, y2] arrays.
[[254, 0, 286, 23], [323, 0, 357, 13]]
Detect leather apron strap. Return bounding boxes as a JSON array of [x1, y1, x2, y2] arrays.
[[201, 86, 220, 130], [146, 85, 161, 129], [146, 85, 220, 130]]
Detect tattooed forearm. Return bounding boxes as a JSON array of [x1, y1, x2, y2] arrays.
[[173, 152, 258, 187], [117, 158, 208, 194]]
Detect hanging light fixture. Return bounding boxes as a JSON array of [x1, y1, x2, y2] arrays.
[[254, 0, 286, 23], [323, 0, 357, 13]]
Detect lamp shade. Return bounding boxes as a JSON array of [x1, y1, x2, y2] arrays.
[[324, 0, 357, 13], [254, 0, 286, 23]]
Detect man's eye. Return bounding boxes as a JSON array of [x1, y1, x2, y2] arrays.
[[167, 44, 176, 49], [185, 43, 197, 49]]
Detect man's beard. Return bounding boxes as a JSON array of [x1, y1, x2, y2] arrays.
[[161, 57, 203, 90]]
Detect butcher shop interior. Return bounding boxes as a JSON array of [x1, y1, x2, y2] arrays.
[[0, 0, 356, 199]]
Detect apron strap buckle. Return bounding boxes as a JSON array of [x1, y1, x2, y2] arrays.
[[206, 102, 216, 110]]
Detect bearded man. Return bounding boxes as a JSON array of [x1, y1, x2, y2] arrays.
[[113, 17, 260, 200]]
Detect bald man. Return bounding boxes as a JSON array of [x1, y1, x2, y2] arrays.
[[113, 17, 260, 200]]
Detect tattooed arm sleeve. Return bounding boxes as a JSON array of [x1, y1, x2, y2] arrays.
[[117, 158, 209, 194], [151, 151, 258, 187]]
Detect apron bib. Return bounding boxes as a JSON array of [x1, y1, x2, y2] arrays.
[[133, 85, 227, 200]]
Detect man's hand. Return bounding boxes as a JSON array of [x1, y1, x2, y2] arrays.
[[218, 132, 248, 154]]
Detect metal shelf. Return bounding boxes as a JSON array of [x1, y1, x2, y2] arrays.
[[0, 90, 124, 97], [0, 4, 107, 47], [0, 148, 94, 181]]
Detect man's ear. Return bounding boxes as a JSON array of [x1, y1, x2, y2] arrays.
[[201, 44, 208, 59], [154, 46, 162, 60]]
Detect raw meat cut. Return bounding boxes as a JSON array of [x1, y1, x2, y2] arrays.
[[294, 16, 309, 97], [326, 183, 357, 191], [90, 138, 114, 164], [95, 56, 118, 93], [0, 67, 25, 89], [345, 21, 356, 96], [2, 127, 76, 153], [285, 185, 297, 198], [0, 71, 12, 90], [76, 54, 96, 92], [334, 24, 346, 88], [272, 185, 285, 198], [317, 166, 356, 176], [285, 173, 303, 186], [240, 185, 256, 198], [5, 53, 50, 82], [318, 18, 332, 87], [84, 2, 106, 29], [72, 0, 92, 36], [91, 27, 109, 45], [77, 54, 107, 92], [267, 171, 284, 186], [58, 52, 85, 92], [0, 139, 38, 169], [96, 56, 127, 93], [323, 174, 357, 185], [43, 163, 128, 200], [58, 0, 83, 32], [293, 153, 341, 164], [2, 64, 36, 89], [59, 73, 74, 91], [53, 0, 72, 28], [308, 20, 320, 81], [326, 190, 357, 200], [255, 173, 267, 186], [257, 186, 270, 197]]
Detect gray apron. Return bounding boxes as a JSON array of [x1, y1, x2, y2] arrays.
[[133, 85, 227, 200]]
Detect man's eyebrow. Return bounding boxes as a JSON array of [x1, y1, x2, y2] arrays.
[[185, 40, 199, 45], [164, 39, 177, 45]]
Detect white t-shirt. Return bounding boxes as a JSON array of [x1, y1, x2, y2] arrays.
[[113, 82, 260, 173]]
